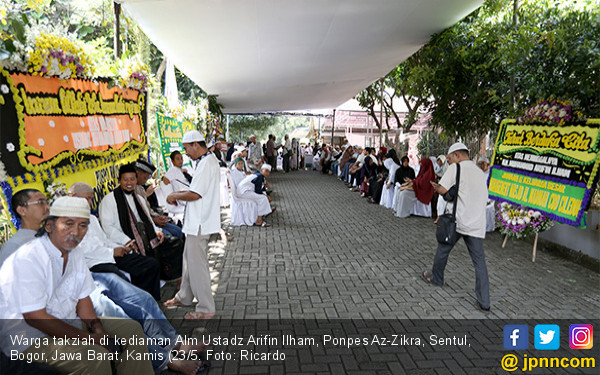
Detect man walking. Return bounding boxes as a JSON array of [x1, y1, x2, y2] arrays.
[[164, 130, 221, 320], [421, 142, 490, 311]]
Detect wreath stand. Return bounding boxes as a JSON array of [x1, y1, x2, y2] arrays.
[[502, 232, 539, 263]]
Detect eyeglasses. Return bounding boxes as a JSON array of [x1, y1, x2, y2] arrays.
[[24, 199, 49, 206]]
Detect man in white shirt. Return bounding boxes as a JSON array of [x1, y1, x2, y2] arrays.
[[0, 197, 153, 374], [162, 150, 192, 220], [422, 142, 490, 311], [282, 134, 292, 172], [164, 130, 221, 320], [0, 189, 49, 265], [477, 156, 490, 179], [70, 183, 206, 374]]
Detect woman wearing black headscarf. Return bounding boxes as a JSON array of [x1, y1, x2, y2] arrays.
[[368, 149, 399, 204]]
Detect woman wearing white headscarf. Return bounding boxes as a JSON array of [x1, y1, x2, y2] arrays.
[[436, 155, 449, 179], [380, 152, 400, 209]]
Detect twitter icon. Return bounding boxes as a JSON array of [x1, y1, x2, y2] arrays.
[[535, 325, 560, 350]]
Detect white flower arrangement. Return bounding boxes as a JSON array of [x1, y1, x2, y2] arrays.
[[44, 180, 68, 204]]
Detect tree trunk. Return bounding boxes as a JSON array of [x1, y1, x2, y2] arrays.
[[510, 0, 519, 110], [113, 2, 122, 60]]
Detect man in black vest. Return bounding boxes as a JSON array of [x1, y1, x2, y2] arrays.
[[99, 164, 183, 287]]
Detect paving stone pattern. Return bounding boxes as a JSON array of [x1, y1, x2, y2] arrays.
[[160, 170, 600, 374]]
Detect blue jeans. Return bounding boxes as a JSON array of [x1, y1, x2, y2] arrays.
[[331, 162, 340, 176], [160, 222, 183, 239], [90, 272, 179, 371]]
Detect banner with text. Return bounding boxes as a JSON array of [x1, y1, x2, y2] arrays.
[[156, 113, 195, 170], [0, 69, 147, 228], [489, 119, 600, 226]]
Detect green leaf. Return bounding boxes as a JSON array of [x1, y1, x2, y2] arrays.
[[3, 39, 15, 54], [10, 19, 25, 44], [21, 13, 29, 26]]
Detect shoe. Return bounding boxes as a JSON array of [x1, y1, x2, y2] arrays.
[[477, 301, 490, 312]]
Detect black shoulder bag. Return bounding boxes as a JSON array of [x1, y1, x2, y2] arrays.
[[436, 163, 461, 245]]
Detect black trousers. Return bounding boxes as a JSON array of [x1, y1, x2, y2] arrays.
[[114, 253, 161, 300], [370, 179, 385, 201], [283, 154, 290, 172], [268, 155, 277, 171]]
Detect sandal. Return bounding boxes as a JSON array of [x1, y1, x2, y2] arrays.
[[253, 222, 271, 227], [184, 311, 216, 320], [163, 298, 186, 307], [421, 270, 441, 286]]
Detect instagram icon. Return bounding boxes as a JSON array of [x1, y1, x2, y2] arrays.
[[569, 325, 593, 349]]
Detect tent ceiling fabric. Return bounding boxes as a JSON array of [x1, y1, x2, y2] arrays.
[[119, 0, 483, 113]]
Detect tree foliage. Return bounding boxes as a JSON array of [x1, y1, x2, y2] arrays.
[[356, 0, 600, 141]]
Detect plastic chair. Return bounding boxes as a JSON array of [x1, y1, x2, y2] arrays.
[[220, 167, 230, 207], [227, 174, 259, 226]]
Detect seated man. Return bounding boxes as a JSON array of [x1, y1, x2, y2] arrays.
[[162, 151, 192, 221], [0, 189, 49, 265], [230, 158, 273, 227], [70, 182, 161, 299], [69, 183, 206, 374], [0, 196, 153, 374], [238, 164, 274, 227], [100, 163, 183, 281], [134, 159, 184, 239], [0, 189, 60, 375]]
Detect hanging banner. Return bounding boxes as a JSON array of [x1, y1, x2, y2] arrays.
[[156, 112, 195, 169], [0, 69, 148, 228], [489, 119, 600, 226]]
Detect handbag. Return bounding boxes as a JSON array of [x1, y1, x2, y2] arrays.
[[436, 163, 461, 245]]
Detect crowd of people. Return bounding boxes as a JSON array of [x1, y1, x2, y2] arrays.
[[313, 141, 492, 311], [0, 130, 223, 374], [0, 129, 495, 373]]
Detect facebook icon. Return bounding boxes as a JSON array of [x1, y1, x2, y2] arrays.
[[504, 325, 529, 350]]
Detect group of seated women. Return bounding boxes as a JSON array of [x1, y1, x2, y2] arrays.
[[321, 143, 457, 220]]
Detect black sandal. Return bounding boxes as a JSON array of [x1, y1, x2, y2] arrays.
[[421, 270, 441, 286]]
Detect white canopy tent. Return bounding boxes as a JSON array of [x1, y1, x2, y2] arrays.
[[118, 0, 483, 113]]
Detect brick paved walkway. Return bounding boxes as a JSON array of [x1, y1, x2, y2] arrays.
[[162, 170, 599, 321], [159, 170, 599, 374]]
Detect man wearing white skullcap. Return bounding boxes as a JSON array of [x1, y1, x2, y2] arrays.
[[164, 130, 221, 320], [0, 197, 153, 374], [236, 163, 275, 227], [477, 156, 490, 177], [422, 142, 491, 312]]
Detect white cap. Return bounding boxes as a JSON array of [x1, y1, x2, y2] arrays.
[[49, 196, 90, 219], [182, 130, 204, 144], [478, 156, 490, 163], [235, 145, 247, 152], [448, 142, 469, 155], [261, 164, 272, 171]]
